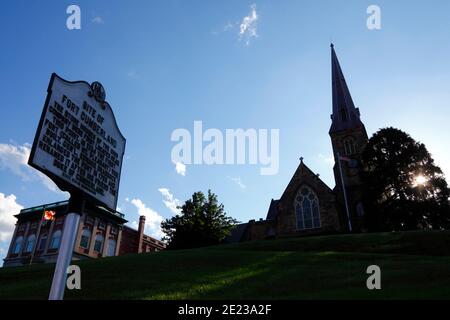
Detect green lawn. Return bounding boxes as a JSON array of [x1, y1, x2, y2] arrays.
[[1, 230, 450, 299]]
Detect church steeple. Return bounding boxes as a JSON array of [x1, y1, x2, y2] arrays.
[[328, 44, 369, 232], [329, 44, 365, 134]]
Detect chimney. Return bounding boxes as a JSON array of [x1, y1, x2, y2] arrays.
[[137, 215, 145, 253]]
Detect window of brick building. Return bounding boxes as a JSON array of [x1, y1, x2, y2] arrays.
[[38, 234, 48, 251], [107, 239, 116, 257], [94, 234, 104, 252], [85, 216, 94, 225], [80, 228, 91, 249], [50, 230, 62, 249], [24, 234, 36, 253], [12, 236, 23, 254]]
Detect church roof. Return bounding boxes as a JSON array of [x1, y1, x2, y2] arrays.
[[329, 44, 365, 134], [266, 199, 279, 220], [224, 223, 248, 243], [280, 159, 334, 202]]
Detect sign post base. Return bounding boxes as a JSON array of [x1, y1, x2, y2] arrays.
[[48, 195, 84, 300]]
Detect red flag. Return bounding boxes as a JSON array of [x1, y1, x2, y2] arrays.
[[43, 210, 56, 221]]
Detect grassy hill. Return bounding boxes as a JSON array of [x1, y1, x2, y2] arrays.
[[1, 230, 450, 299]]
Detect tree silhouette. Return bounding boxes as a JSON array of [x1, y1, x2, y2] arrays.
[[161, 190, 237, 249], [362, 127, 450, 231]]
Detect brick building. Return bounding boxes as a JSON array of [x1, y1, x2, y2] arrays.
[[3, 200, 165, 267], [227, 45, 369, 242]]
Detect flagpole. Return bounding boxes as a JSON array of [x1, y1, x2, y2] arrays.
[[29, 206, 46, 265], [337, 152, 352, 232]]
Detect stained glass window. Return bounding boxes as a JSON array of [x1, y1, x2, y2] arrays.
[[295, 186, 321, 230]]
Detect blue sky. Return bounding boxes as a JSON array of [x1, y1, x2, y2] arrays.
[[1, 0, 450, 262]]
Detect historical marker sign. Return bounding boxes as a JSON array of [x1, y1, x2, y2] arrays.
[[29, 73, 126, 211]]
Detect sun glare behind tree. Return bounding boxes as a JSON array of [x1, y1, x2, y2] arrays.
[[362, 127, 450, 231], [413, 174, 428, 187]]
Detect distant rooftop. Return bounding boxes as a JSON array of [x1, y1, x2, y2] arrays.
[[19, 200, 125, 219], [19, 200, 69, 214]]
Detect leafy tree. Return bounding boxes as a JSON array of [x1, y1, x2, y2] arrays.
[[362, 127, 450, 231], [161, 190, 237, 249]]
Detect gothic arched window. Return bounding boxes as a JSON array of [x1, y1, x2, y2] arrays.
[[343, 137, 356, 155], [295, 186, 321, 230]]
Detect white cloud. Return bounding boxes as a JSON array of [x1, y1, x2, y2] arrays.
[[229, 176, 247, 190], [0, 143, 31, 180], [158, 188, 181, 215], [36, 171, 64, 193], [239, 4, 258, 45], [212, 5, 258, 44], [211, 21, 235, 35], [174, 161, 186, 176], [0, 193, 22, 243], [130, 198, 164, 239], [224, 22, 234, 31], [318, 153, 334, 165], [130, 220, 139, 230], [92, 16, 104, 24], [0, 143, 65, 194]]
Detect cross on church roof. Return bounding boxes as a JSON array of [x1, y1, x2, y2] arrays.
[[299, 157, 304, 162]]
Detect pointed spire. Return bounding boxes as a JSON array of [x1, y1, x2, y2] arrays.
[[329, 45, 364, 134]]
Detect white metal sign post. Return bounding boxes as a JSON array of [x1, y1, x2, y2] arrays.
[[28, 74, 126, 300], [48, 211, 81, 300]]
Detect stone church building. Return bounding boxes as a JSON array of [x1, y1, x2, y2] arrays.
[[228, 45, 369, 243]]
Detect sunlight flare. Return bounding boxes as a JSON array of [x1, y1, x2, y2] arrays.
[[413, 174, 428, 187]]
